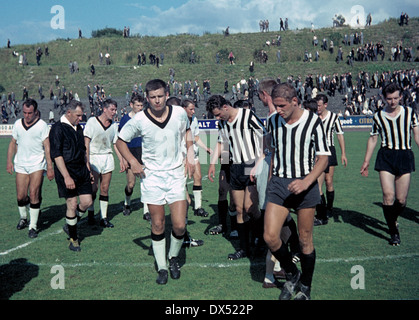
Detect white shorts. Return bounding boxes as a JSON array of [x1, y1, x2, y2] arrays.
[[90, 154, 115, 174], [141, 165, 186, 205], [14, 160, 46, 175]]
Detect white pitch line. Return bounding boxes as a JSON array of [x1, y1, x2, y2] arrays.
[[0, 229, 63, 256], [3, 253, 418, 269], [0, 176, 212, 257]]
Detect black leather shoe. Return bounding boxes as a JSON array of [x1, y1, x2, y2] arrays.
[[156, 269, 168, 285], [169, 257, 181, 279], [100, 218, 114, 228]]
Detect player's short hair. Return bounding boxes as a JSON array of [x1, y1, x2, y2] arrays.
[[22, 98, 38, 111], [166, 96, 181, 106], [271, 83, 297, 102], [103, 98, 118, 109], [181, 99, 195, 108], [315, 93, 328, 104], [303, 99, 318, 112], [258, 78, 277, 95], [382, 82, 401, 98], [233, 99, 252, 109], [130, 92, 144, 104], [66, 99, 84, 112], [206, 95, 231, 113], [145, 79, 167, 96]]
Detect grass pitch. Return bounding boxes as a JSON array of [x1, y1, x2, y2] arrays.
[[0, 130, 418, 302]]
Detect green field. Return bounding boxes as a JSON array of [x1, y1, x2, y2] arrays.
[[0, 130, 418, 302]]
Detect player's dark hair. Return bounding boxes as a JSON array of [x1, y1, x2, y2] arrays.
[[206, 95, 231, 112], [130, 92, 144, 104], [66, 99, 84, 112], [303, 99, 318, 112], [181, 99, 195, 109], [23, 98, 38, 111], [271, 83, 297, 102], [233, 99, 252, 109], [315, 93, 328, 104], [166, 96, 181, 106], [145, 79, 167, 96], [382, 82, 401, 98], [103, 98, 118, 109]]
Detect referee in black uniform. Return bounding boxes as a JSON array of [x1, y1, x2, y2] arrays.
[[361, 82, 419, 246]]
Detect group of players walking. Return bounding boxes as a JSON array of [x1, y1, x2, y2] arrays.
[[7, 79, 418, 299]]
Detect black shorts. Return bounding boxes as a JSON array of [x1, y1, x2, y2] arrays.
[[266, 175, 320, 210], [55, 163, 93, 199], [230, 162, 256, 190], [129, 147, 143, 165], [374, 148, 415, 176], [325, 146, 338, 173], [220, 163, 231, 184]]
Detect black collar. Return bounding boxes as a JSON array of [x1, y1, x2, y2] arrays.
[[145, 105, 172, 129], [22, 118, 41, 131]]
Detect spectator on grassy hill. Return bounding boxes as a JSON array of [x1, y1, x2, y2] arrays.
[[36, 47, 42, 66], [90, 63, 95, 76], [228, 51, 235, 65], [336, 46, 343, 64], [366, 13, 372, 26], [280, 18, 285, 31], [399, 12, 409, 26]]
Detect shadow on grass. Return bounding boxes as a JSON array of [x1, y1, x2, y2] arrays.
[[332, 207, 389, 242], [0, 258, 39, 300]]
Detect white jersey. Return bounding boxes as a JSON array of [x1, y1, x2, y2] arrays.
[[12, 118, 49, 168], [84, 117, 118, 155], [118, 105, 190, 171]]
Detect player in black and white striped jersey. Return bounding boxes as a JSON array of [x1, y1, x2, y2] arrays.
[[264, 83, 330, 300], [314, 94, 348, 225], [361, 82, 419, 246], [207, 95, 266, 261]]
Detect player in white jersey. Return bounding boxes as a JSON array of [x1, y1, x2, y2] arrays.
[[84, 99, 122, 228], [6, 99, 54, 238], [116, 79, 195, 285], [181, 99, 212, 218]]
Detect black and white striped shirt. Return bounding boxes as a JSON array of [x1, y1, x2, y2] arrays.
[[268, 109, 330, 178], [371, 106, 418, 150], [321, 110, 344, 147], [218, 108, 267, 164]]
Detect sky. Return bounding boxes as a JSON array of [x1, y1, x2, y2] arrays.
[[1, 0, 418, 46]]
